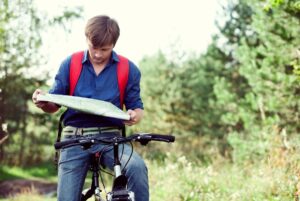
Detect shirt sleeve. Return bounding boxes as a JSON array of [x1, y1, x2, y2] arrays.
[[124, 61, 144, 110], [49, 56, 71, 95]]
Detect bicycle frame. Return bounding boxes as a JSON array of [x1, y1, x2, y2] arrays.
[[81, 138, 135, 201]]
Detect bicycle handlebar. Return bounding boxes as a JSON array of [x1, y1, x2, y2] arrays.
[[54, 133, 175, 150]]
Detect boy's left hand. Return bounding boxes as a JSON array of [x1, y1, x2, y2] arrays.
[[124, 109, 143, 126]]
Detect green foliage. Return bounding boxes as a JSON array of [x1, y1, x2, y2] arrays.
[[0, 0, 82, 166], [263, 0, 300, 80], [263, 0, 300, 13], [212, 0, 299, 163], [293, 59, 300, 80], [131, 52, 179, 134], [135, 0, 299, 164], [0, 162, 57, 181]]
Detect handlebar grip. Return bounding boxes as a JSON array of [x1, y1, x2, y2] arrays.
[[54, 139, 79, 150], [148, 134, 175, 142], [137, 133, 175, 143]]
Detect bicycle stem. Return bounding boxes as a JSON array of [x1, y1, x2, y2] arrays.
[[113, 141, 122, 177]]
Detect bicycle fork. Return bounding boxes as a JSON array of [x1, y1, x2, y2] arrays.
[[107, 142, 135, 201], [93, 152, 104, 201], [81, 152, 104, 201]]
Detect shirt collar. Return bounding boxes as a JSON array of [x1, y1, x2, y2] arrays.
[[82, 50, 119, 64], [111, 51, 119, 63], [83, 50, 88, 63]]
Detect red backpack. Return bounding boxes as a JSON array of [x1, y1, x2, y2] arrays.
[[69, 51, 129, 108]]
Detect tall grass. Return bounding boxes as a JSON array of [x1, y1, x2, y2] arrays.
[[1, 133, 299, 201], [0, 163, 57, 181]]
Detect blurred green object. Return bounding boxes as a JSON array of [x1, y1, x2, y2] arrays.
[[37, 94, 130, 120]]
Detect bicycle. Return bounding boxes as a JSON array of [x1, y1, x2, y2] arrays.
[[54, 133, 175, 201]]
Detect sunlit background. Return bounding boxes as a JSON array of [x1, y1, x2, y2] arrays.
[[1, 0, 300, 200], [34, 0, 221, 78]]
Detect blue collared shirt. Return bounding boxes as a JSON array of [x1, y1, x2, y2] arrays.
[[49, 50, 143, 127]]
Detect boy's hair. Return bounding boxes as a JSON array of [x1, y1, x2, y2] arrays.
[[85, 15, 120, 47]]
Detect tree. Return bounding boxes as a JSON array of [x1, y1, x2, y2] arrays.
[[0, 0, 81, 165], [263, 0, 300, 80], [136, 0, 299, 162], [212, 0, 300, 162]]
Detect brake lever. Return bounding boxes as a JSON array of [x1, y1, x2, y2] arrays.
[[137, 135, 152, 146], [79, 139, 95, 150]]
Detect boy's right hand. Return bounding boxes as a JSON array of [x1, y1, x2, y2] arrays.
[[32, 89, 48, 108]]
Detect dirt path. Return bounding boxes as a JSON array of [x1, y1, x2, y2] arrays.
[[0, 179, 57, 198]]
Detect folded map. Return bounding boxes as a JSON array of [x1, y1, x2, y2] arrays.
[[36, 93, 130, 120]]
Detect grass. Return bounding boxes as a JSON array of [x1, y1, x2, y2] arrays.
[[1, 135, 299, 201], [1, 156, 298, 201], [148, 155, 298, 201], [0, 193, 55, 201], [0, 162, 57, 182]]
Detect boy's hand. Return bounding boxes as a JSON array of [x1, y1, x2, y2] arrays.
[[124, 109, 143, 126], [32, 89, 48, 108]]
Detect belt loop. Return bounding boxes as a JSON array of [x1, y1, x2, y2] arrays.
[[75, 128, 83, 136], [98, 127, 102, 135], [75, 128, 78, 137]]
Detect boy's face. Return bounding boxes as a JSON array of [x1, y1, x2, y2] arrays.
[[87, 39, 114, 65]]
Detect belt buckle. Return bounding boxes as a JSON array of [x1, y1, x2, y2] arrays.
[[76, 128, 83, 135]]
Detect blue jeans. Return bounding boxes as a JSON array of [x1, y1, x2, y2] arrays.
[[57, 135, 149, 201]]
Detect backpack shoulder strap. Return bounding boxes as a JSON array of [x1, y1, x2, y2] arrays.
[[54, 51, 84, 168], [117, 55, 129, 109], [69, 51, 85, 95], [117, 55, 129, 137]]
